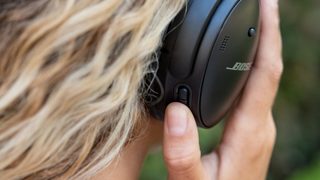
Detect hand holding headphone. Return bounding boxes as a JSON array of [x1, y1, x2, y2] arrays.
[[161, 0, 283, 179]]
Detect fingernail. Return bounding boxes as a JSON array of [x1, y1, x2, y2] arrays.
[[166, 104, 188, 136]]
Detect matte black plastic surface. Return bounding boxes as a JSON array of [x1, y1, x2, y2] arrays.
[[199, 0, 260, 127], [148, 0, 260, 128], [168, 0, 219, 79]]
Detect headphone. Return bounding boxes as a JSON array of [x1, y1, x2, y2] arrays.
[[146, 0, 260, 128]]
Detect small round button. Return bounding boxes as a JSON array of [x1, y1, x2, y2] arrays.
[[248, 28, 257, 37]]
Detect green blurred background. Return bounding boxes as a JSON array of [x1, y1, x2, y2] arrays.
[[140, 0, 320, 179]]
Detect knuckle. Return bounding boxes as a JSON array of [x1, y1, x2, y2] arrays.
[[273, 15, 281, 29], [267, 115, 277, 144], [268, 59, 283, 83], [249, 120, 277, 160], [264, 119, 277, 148], [231, 112, 277, 161], [270, 8, 280, 26], [165, 150, 200, 173]]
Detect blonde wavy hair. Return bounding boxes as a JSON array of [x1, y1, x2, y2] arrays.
[[0, 0, 185, 179]]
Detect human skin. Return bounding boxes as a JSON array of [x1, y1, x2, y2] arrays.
[[93, 0, 283, 179]]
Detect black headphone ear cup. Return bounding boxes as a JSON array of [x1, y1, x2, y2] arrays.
[[198, 0, 260, 127], [166, 0, 220, 79], [148, 0, 260, 128]]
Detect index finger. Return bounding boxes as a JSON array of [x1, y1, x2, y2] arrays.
[[212, 1, 282, 178], [236, 0, 283, 119]]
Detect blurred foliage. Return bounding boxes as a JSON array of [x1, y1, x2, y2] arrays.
[[141, 0, 320, 179], [269, 0, 320, 179], [289, 153, 320, 180]]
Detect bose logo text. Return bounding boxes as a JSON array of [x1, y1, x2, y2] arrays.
[[226, 62, 252, 71]]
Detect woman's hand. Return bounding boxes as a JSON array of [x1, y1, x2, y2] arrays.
[[162, 0, 283, 179]]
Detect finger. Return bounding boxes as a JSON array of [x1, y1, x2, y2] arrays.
[[163, 103, 206, 180], [219, 0, 281, 147], [216, 0, 281, 178], [237, 0, 283, 119], [217, 112, 276, 180]]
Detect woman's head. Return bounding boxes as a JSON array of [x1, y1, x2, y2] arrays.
[[0, 0, 185, 179]]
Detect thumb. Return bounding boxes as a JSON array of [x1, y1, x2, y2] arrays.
[[163, 103, 206, 180]]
